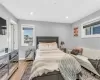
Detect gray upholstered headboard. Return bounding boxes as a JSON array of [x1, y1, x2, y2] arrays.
[[36, 36, 59, 48]]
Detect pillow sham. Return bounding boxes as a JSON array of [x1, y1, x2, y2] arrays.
[[39, 42, 49, 45], [38, 44, 49, 49], [74, 47, 83, 55], [48, 42, 58, 49], [38, 42, 58, 49], [48, 42, 57, 44]]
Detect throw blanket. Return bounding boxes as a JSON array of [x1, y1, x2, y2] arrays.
[[59, 54, 81, 80], [88, 59, 100, 75]]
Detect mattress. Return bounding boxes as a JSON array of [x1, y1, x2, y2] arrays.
[[73, 55, 100, 76]]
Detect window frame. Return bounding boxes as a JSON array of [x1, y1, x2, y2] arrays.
[[92, 24, 100, 34], [21, 24, 35, 46], [81, 17, 100, 38]]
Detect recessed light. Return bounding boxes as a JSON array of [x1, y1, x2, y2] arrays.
[[30, 12, 33, 15], [54, 2, 56, 4], [66, 16, 68, 19], [53, 0, 56, 4]]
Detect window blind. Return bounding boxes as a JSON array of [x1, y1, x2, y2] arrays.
[[83, 21, 100, 28]]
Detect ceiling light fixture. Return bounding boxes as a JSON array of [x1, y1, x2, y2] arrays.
[[54, 2, 56, 4], [30, 12, 33, 15], [66, 16, 68, 19], [53, 0, 56, 4]]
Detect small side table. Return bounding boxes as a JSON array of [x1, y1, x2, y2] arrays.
[[67, 49, 72, 54], [25, 49, 35, 61], [60, 48, 66, 53]]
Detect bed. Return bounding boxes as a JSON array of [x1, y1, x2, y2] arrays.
[[30, 36, 81, 80], [73, 55, 100, 77], [30, 36, 64, 80]]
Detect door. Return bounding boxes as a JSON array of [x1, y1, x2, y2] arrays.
[[11, 24, 15, 51]]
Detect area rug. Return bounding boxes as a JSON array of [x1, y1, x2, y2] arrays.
[[21, 61, 33, 80], [21, 61, 100, 80], [81, 67, 100, 80]]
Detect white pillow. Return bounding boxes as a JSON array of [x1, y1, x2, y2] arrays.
[[38, 44, 49, 49], [38, 42, 58, 50], [48, 42, 58, 49], [39, 42, 48, 45]]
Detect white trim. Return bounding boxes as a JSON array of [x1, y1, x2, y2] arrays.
[[19, 58, 25, 60], [81, 34, 100, 38], [81, 16, 100, 38], [10, 19, 17, 24], [82, 16, 100, 26], [21, 24, 35, 46]]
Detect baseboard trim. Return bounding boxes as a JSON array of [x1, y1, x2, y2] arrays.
[[19, 58, 25, 60]]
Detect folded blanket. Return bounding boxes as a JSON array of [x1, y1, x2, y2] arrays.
[[88, 59, 100, 75]]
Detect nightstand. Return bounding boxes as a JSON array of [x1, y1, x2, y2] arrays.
[[61, 48, 66, 53], [67, 49, 72, 54], [25, 49, 35, 61]]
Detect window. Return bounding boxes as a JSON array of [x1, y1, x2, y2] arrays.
[[21, 24, 35, 46], [81, 17, 100, 38], [85, 27, 91, 35], [93, 24, 100, 34]]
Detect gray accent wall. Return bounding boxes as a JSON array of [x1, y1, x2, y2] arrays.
[[71, 10, 100, 50], [18, 20, 72, 59], [0, 4, 17, 51]]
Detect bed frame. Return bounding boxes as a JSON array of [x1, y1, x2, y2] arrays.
[[32, 71, 64, 80]]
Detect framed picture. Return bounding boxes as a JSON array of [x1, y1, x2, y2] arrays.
[[21, 24, 35, 46], [74, 27, 78, 36]]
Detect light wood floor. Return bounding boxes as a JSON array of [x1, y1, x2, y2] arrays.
[[9, 61, 28, 80]]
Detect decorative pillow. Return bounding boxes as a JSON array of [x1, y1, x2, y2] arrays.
[[74, 47, 83, 55], [39, 42, 48, 45], [71, 49, 80, 55]]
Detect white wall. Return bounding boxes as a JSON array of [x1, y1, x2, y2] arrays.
[[18, 20, 72, 59], [0, 35, 8, 50], [71, 9, 100, 50], [0, 4, 18, 52]]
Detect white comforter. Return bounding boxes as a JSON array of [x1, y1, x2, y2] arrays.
[[30, 49, 65, 79]]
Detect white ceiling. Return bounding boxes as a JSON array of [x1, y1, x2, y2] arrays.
[[1, 0, 100, 23]]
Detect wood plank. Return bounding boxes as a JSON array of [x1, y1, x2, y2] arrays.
[[9, 61, 28, 80]]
